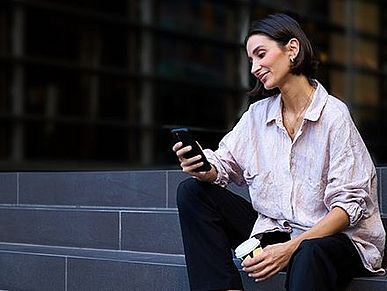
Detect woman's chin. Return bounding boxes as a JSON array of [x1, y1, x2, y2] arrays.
[[263, 82, 274, 90]]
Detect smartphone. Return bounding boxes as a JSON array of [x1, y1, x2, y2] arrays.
[[171, 128, 212, 172]]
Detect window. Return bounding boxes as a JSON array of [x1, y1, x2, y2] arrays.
[[0, 0, 386, 169]]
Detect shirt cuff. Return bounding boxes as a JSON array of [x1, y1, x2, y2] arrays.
[[209, 164, 227, 187], [203, 149, 229, 187], [330, 201, 365, 226]]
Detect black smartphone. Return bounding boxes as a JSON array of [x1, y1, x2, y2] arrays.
[[171, 128, 212, 172]]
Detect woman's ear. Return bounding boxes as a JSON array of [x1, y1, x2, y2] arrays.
[[286, 38, 300, 61]]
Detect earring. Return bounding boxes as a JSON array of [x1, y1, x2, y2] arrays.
[[290, 57, 294, 63]]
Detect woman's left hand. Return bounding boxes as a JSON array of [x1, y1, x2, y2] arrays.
[[242, 241, 298, 281]]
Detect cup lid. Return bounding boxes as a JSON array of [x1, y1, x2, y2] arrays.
[[235, 237, 261, 259]]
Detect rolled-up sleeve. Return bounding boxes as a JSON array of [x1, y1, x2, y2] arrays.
[[202, 110, 254, 187], [326, 183, 369, 226], [203, 146, 242, 187], [324, 109, 376, 227]]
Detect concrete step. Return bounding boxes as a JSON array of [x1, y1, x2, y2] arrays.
[[0, 168, 386, 290], [0, 170, 248, 254], [0, 206, 183, 254], [0, 168, 383, 213], [0, 198, 386, 261], [0, 170, 250, 209], [0, 171, 173, 208], [0, 243, 188, 291], [0, 243, 386, 291], [1, 204, 386, 266], [240, 271, 387, 291]]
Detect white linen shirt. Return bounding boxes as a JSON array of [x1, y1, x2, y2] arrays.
[[203, 81, 385, 273]]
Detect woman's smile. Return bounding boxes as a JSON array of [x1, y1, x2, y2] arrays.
[[247, 34, 292, 90]]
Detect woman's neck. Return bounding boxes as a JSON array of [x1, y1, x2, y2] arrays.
[[279, 76, 314, 113]]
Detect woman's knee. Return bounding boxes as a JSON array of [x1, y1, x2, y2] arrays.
[[291, 238, 325, 265], [286, 239, 337, 291], [176, 178, 203, 210]]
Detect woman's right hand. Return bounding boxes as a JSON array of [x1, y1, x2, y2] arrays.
[[172, 142, 217, 182]]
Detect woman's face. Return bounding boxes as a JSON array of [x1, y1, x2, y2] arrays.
[[246, 34, 292, 90]]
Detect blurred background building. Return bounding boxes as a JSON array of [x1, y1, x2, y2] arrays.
[[0, 0, 386, 170]]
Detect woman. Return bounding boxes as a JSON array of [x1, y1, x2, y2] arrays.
[[173, 13, 385, 291]]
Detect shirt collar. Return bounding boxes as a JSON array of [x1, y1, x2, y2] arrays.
[[265, 93, 282, 124], [265, 80, 329, 125], [304, 80, 329, 122]]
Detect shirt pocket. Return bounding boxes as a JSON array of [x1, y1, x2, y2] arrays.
[[307, 177, 324, 193], [300, 177, 326, 217], [244, 170, 280, 217], [306, 176, 326, 203]]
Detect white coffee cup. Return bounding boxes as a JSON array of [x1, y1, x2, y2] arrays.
[[235, 237, 262, 261]]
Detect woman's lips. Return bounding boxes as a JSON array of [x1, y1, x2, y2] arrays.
[[258, 71, 269, 83]]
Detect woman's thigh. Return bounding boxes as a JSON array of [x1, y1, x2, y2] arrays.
[[286, 233, 370, 291]]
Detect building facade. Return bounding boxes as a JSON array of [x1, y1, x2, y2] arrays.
[[0, 0, 386, 169]]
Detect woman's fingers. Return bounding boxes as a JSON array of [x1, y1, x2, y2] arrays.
[[182, 161, 204, 173], [172, 142, 204, 173], [242, 255, 268, 274], [180, 154, 202, 167], [172, 141, 214, 180], [242, 247, 286, 282], [251, 265, 281, 282], [172, 142, 183, 152], [175, 145, 192, 159], [244, 260, 280, 282]]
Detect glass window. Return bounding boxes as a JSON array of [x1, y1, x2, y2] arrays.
[[0, 0, 386, 168], [353, 73, 379, 106]]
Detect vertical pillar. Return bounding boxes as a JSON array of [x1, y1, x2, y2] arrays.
[[79, 26, 101, 157], [344, 0, 354, 108], [89, 33, 101, 121], [45, 84, 58, 134], [80, 28, 101, 121], [139, 0, 154, 165], [127, 0, 138, 162], [0, 8, 8, 158], [238, 4, 250, 117], [10, 3, 25, 162], [224, 7, 236, 128]]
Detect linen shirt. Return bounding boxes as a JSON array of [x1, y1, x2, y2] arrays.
[[203, 81, 385, 273]]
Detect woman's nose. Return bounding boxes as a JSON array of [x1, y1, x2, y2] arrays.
[[251, 61, 261, 75]]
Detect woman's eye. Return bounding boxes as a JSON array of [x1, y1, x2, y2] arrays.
[[258, 52, 265, 58]]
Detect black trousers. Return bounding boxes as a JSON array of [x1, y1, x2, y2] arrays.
[[177, 178, 371, 291]]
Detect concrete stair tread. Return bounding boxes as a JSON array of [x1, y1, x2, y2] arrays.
[[0, 243, 189, 291], [0, 242, 185, 266], [1, 242, 385, 291], [240, 271, 387, 291], [0, 205, 183, 254]]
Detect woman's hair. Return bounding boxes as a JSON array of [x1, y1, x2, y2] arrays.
[[244, 13, 317, 98]]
